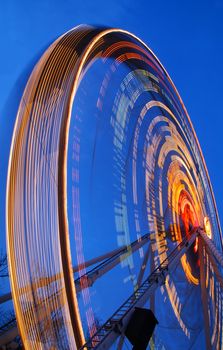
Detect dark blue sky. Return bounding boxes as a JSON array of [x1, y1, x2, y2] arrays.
[[0, 0, 222, 252]]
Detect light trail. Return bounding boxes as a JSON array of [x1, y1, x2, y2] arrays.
[[6, 25, 223, 349]]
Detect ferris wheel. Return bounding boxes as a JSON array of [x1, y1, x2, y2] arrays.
[[5, 26, 223, 350]]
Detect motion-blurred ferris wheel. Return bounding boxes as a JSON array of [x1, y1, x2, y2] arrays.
[[5, 26, 223, 350]]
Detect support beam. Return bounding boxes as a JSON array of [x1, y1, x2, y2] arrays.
[[75, 233, 150, 292], [80, 229, 199, 350], [0, 233, 151, 306], [0, 326, 18, 348], [202, 240, 223, 289], [198, 236, 212, 350], [3, 228, 223, 349], [0, 292, 12, 304], [199, 230, 223, 268]]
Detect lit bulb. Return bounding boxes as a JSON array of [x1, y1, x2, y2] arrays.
[[204, 216, 212, 239]]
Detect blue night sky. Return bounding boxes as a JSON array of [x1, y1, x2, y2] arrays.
[[0, 1, 223, 348]]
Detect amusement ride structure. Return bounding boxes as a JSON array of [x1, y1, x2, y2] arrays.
[[1, 26, 223, 349]]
